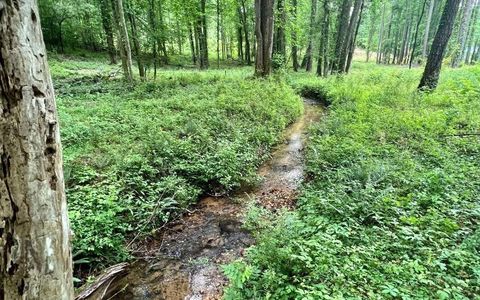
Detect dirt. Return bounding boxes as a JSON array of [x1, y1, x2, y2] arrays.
[[98, 99, 323, 300]]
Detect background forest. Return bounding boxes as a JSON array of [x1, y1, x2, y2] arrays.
[[28, 0, 480, 298]]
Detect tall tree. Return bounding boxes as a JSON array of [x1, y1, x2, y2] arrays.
[[126, 3, 145, 79], [112, 0, 134, 82], [197, 0, 209, 69], [419, 0, 461, 90], [377, 2, 387, 63], [291, 0, 300, 71], [452, 0, 475, 67], [303, 0, 317, 71], [0, 0, 74, 298], [331, 0, 353, 72], [99, 0, 117, 64], [409, 0, 428, 68], [422, 0, 435, 58], [255, 0, 275, 76], [273, 0, 287, 61], [317, 0, 330, 76]]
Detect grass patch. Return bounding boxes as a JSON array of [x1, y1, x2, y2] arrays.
[[225, 64, 480, 299]]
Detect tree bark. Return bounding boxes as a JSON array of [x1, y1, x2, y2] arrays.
[[100, 0, 117, 64], [291, 0, 299, 71], [112, 0, 134, 82], [273, 0, 287, 61], [409, 0, 428, 68], [376, 2, 386, 63], [452, 0, 475, 67], [303, 0, 317, 71], [465, 5, 478, 64], [419, 0, 461, 90], [240, 0, 252, 65], [331, 0, 352, 72], [346, 0, 364, 72], [422, 0, 435, 58], [197, 0, 209, 69], [0, 1, 74, 298], [317, 0, 330, 76], [339, 0, 362, 72], [255, 0, 275, 77], [127, 7, 145, 79]]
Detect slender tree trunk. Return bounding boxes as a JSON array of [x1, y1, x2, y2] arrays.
[[366, 11, 377, 62], [377, 2, 386, 64], [422, 0, 435, 58], [419, 0, 462, 90], [0, 1, 74, 298], [339, 0, 362, 72], [198, 0, 209, 69], [100, 0, 117, 64], [240, 0, 252, 64], [303, 0, 317, 71], [273, 0, 287, 61], [292, 0, 299, 71], [452, 0, 475, 67], [409, 0, 428, 68], [127, 8, 145, 78], [217, 0, 221, 68], [465, 5, 478, 63], [346, 0, 364, 72], [237, 22, 244, 61], [189, 26, 197, 64], [112, 0, 133, 82], [332, 0, 353, 72], [255, 0, 275, 77]]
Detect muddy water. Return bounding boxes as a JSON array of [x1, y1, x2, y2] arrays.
[[107, 99, 323, 300]]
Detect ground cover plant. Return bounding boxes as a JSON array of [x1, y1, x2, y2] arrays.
[[51, 55, 303, 266], [225, 64, 480, 299]]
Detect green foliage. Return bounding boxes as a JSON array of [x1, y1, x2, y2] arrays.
[[226, 64, 480, 299], [54, 56, 302, 265]]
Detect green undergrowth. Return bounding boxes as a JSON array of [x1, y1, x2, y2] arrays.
[[225, 64, 480, 299], [52, 55, 303, 267]]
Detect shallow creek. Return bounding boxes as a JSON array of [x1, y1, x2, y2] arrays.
[[83, 98, 323, 300]]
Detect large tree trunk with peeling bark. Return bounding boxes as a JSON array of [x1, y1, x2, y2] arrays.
[[255, 0, 275, 77], [0, 0, 74, 299], [419, 0, 461, 90]]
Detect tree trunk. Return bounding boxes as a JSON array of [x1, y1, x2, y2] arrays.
[[127, 8, 145, 79], [422, 0, 435, 58], [240, 0, 252, 65], [112, 0, 133, 82], [452, 0, 475, 67], [273, 0, 287, 61], [366, 9, 377, 62], [198, 0, 209, 69], [303, 0, 317, 71], [339, 0, 362, 72], [317, 0, 330, 76], [331, 0, 352, 72], [0, 1, 74, 298], [346, 0, 364, 72], [291, 0, 299, 71], [465, 5, 478, 64], [100, 0, 117, 64], [254, 0, 275, 77], [377, 2, 386, 63], [189, 26, 197, 64], [409, 0, 428, 68], [419, 0, 461, 90]]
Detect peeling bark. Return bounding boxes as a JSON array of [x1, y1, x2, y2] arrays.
[[0, 0, 74, 298]]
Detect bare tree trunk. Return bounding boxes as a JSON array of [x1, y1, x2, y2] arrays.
[[339, 0, 362, 72], [377, 2, 386, 63], [237, 24, 244, 62], [273, 0, 287, 61], [465, 5, 478, 63], [100, 0, 117, 64], [346, 0, 364, 72], [318, 0, 330, 75], [291, 0, 299, 71], [127, 7, 145, 79], [189, 26, 197, 64], [452, 0, 475, 67], [217, 0, 221, 68], [332, 0, 352, 72], [198, 0, 209, 69], [419, 0, 461, 90], [240, 0, 252, 65], [112, 0, 133, 82], [0, 1, 74, 298], [422, 0, 435, 58], [303, 0, 317, 71], [366, 10, 377, 62], [255, 0, 275, 77], [409, 0, 428, 68]]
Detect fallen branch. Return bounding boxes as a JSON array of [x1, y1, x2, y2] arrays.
[[75, 262, 129, 300]]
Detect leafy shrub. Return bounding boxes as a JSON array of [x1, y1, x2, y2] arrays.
[[53, 57, 302, 266], [226, 65, 480, 299]]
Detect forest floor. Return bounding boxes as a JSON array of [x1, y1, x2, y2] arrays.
[[51, 53, 480, 299]]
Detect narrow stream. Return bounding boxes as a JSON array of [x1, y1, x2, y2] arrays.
[[92, 99, 323, 300]]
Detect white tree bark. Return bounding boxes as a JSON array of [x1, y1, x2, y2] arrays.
[[422, 0, 435, 58], [0, 0, 74, 298]]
